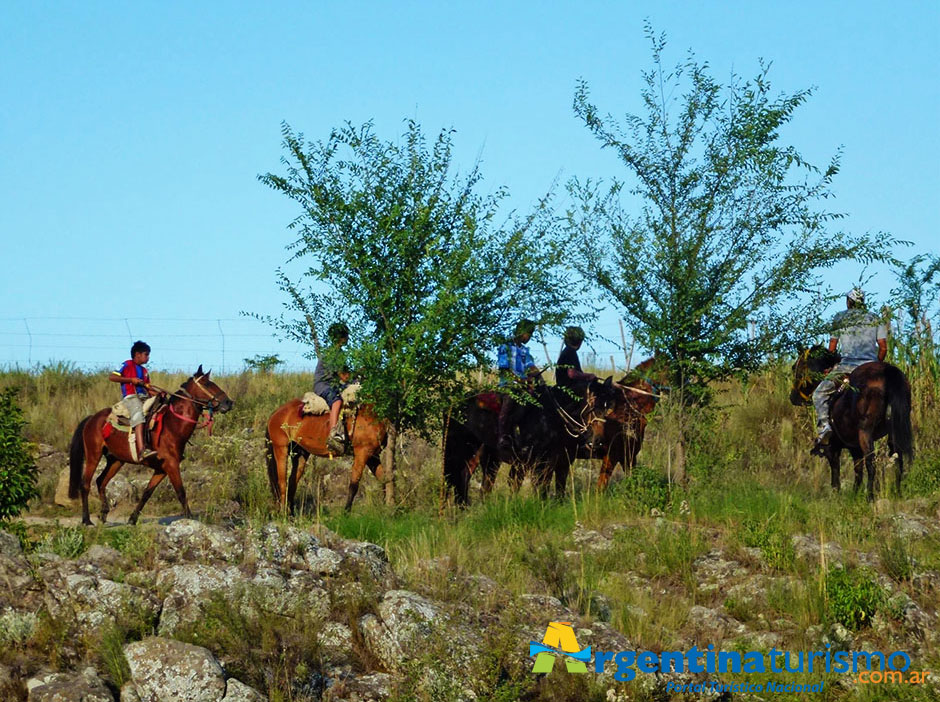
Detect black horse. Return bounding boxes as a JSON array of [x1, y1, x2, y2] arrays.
[[443, 377, 617, 505], [790, 345, 913, 499]]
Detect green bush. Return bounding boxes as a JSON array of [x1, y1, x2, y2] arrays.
[[0, 388, 38, 521], [825, 567, 885, 630]]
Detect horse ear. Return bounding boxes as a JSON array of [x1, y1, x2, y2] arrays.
[[204, 369, 211, 379], [604, 376, 613, 387], [195, 364, 204, 377]]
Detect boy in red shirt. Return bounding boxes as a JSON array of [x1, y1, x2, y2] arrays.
[[109, 340, 158, 460]]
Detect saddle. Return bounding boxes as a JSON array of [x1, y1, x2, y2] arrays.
[[108, 395, 161, 430], [300, 383, 361, 416], [475, 392, 501, 413]]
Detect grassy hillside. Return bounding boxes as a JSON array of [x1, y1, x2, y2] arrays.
[[2, 360, 938, 700]]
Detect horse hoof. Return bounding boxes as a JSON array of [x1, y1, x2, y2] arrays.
[[82, 518, 94, 526], [128, 514, 139, 526]]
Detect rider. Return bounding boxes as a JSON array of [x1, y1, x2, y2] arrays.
[[109, 340, 158, 460], [497, 319, 541, 453], [812, 287, 888, 447], [314, 322, 352, 453], [555, 326, 598, 390]]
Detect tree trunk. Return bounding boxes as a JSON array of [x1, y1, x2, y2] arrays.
[[383, 422, 398, 506]]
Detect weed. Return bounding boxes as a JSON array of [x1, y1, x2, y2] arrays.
[[825, 567, 885, 630]]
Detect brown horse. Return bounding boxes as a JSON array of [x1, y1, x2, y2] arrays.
[[790, 345, 913, 499], [68, 366, 234, 525], [590, 376, 659, 488], [443, 378, 619, 505], [265, 399, 387, 513]]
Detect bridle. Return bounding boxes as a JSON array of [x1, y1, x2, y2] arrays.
[[163, 375, 228, 432]]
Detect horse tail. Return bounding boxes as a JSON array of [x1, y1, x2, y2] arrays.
[[884, 365, 914, 462], [68, 416, 91, 499], [264, 426, 281, 502]]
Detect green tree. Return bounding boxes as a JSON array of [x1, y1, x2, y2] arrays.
[[259, 120, 579, 502], [0, 389, 38, 521], [567, 27, 900, 397]]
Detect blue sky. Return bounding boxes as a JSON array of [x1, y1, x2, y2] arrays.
[[1, 2, 937, 371]]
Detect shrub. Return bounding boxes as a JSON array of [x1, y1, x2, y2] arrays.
[[825, 568, 885, 630], [0, 388, 38, 521]]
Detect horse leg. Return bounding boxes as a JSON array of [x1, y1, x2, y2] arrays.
[[81, 436, 105, 526], [848, 447, 864, 494], [164, 462, 193, 519], [128, 472, 165, 525], [827, 447, 842, 492], [287, 452, 308, 516], [554, 458, 570, 501], [345, 447, 370, 512], [859, 431, 876, 502], [508, 463, 524, 494], [95, 455, 124, 524], [479, 449, 498, 501]]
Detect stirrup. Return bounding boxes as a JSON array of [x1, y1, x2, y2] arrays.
[[140, 448, 158, 460]]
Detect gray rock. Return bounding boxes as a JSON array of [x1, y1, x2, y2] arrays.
[[79, 545, 123, 570], [327, 672, 393, 701], [0, 530, 42, 610], [221, 679, 265, 702], [360, 590, 443, 670], [686, 605, 748, 638], [27, 668, 113, 702], [41, 560, 160, 630], [693, 549, 748, 581], [120, 683, 142, 702], [791, 534, 843, 564], [891, 513, 932, 539], [124, 637, 226, 702], [158, 520, 242, 564], [319, 622, 356, 665], [155, 564, 240, 636]]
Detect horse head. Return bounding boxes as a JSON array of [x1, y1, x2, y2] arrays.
[[582, 376, 619, 450], [789, 345, 841, 406], [183, 365, 235, 413]]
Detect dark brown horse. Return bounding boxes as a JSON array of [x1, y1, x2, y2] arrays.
[[443, 377, 618, 505], [69, 367, 233, 525], [265, 399, 387, 513], [589, 376, 659, 489], [790, 346, 913, 499]]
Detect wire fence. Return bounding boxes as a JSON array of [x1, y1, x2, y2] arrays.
[[0, 315, 642, 374]]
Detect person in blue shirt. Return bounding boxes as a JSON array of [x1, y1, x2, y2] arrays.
[[108, 340, 158, 460], [497, 319, 541, 453], [812, 288, 888, 447]]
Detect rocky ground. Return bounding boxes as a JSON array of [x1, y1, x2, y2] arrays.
[[3, 445, 939, 701]]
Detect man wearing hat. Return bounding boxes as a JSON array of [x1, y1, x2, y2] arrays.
[[812, 288, 888, 446], [555, 326, 598, 390], [496, 319, 541, 453]]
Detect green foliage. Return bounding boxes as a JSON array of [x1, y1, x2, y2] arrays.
[[36, 524, 87, 558], [259, 120, 581, 438], [567, 25, 901, 392], [243, 353, 285, 373], [879, 534, 914, 583], [617, 464, 671, 511], [825, 567, 884, 630], [0, 388, 38, 521], [175, 587, 323, 699], [740, 516, 795, 571]]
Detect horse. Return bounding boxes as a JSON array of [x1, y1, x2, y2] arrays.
[[588, 375, 659, 489], [790, 345, 913, 500], [443, 377, 618, 506], [265, 396, 387, 513], [68, 366, 233, 525]]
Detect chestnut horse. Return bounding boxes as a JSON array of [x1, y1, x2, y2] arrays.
[[790, 345, 913, 499], [590, 376, 659, 488], [265, 399, 387, 513], [68, 367, 233, 525], [443, 377, 618, 506]]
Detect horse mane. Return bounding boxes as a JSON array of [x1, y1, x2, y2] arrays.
[[805, 345, 842, 373]]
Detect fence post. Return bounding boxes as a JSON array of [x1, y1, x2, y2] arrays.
[[217, 320, 226, 374]]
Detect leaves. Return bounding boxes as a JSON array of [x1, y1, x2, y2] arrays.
[[0, 388, 38, 521], [260, 120, 581, 434], [568, 30, 902, 391]]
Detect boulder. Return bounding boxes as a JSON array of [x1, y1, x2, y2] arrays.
[[26, 668, 113, 702], [157, 520, 242, 564], [40, 559, 160, 630], [124, 637, 226, 702], [221, 679, 265, 702]]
